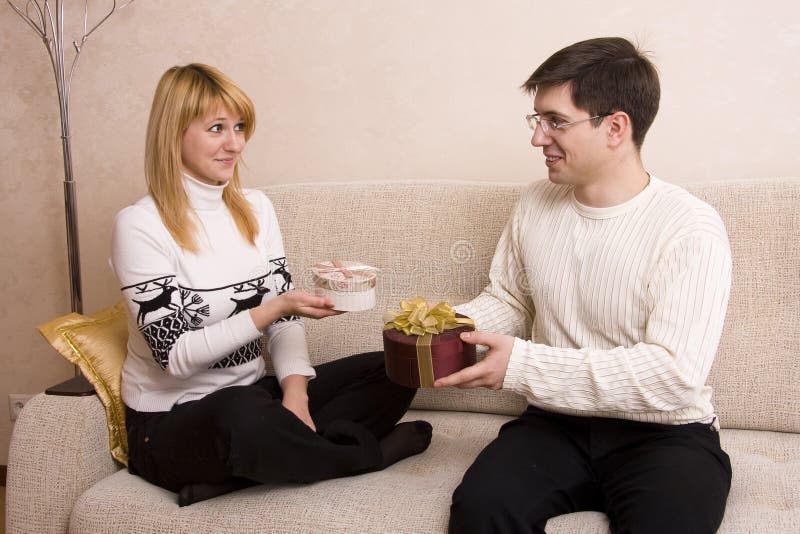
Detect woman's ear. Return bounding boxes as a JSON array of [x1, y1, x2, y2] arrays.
[[606, 111, 632, 148]]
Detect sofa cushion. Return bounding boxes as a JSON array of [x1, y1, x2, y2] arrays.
[[717, 428, 800, 531], [68, 410, 799, 533], [36, 301, 129, 465], [69, 411, 510, 533]]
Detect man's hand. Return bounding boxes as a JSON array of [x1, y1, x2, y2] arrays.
[[280, 375, 316, 431], [434, 331, 514, 390]]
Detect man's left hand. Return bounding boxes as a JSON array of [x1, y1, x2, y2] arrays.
[[434, 330, 514, 389]]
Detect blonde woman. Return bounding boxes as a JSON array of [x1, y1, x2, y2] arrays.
[[111, 64, 431, 506]]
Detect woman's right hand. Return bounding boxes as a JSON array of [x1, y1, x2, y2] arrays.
[[249, 290, 340, 330]]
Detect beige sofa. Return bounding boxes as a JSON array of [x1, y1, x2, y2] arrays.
[[7, 179, 800, 533]]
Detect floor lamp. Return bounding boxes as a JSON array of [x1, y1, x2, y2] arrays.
[[7, 0, 134, 315]]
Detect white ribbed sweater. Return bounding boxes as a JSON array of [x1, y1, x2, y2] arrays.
[[457, 177, 732, 426]]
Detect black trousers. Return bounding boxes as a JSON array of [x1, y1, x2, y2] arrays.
[[125, 351, 416, 492], [449, 406, 732, 534]]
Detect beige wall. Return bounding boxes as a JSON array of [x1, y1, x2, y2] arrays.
[[1, 1, 798, 464]]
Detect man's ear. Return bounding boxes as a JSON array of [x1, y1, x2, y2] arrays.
[[606, 111, 632, 148]]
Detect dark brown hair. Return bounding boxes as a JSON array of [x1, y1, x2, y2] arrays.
[[522, 37, 660, 148]]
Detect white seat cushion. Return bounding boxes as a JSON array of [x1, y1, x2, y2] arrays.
[[70, 412, 800, 533]]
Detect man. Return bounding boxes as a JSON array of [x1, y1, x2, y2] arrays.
[[436, 37, 733, 533]]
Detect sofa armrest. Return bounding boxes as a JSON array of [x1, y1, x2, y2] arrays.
[[6, 391, 122, 534]]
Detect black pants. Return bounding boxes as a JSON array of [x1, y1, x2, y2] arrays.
[[449, 406, 732, 534], [125, 351, 416, 492]]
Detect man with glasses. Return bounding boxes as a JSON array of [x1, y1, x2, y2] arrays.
[[436, 37, 733, 533]]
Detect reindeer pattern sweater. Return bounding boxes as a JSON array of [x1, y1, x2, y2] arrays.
[[456, 177, 732, 427], [111, 175, 314, 412]]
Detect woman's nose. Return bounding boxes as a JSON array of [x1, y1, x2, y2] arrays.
[[224, 131, 245, 152]]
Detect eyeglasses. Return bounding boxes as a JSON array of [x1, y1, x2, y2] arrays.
[[525, 113, 610, 136]]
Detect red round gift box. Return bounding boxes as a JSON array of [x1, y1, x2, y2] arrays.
[[383, 316, 477, 388]]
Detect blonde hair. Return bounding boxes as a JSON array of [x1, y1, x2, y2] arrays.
[[145, 63, 258, 252]]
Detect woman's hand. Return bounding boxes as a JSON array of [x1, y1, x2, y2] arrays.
[[278, 290, 341, 319], [250, 290, 340, 330], [282, 394, 316, 432], [280, 375, 316, 431]]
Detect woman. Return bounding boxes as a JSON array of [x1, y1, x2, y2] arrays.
[[111, 63, 431, 506]]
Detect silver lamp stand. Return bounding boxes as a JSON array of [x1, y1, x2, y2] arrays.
[[8, 0, 134, 315]]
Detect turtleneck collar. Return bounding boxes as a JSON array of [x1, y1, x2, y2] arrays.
[[182, 173, 227, 211], [570, 175, 658, 220]]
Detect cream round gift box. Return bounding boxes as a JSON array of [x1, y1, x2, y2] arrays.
[[311, 260, 378, 311]]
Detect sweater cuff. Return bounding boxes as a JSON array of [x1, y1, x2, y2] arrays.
[[502, 337, 530, 392], [266, 320, 316, 383]]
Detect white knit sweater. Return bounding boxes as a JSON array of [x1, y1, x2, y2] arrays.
[[457, 177, 732, 426], [111, 175, 314, 412]]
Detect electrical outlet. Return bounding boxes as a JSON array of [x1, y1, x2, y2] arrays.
[[9, 394, 34, 422]]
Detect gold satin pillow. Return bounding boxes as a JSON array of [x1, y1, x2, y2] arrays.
[[38, 301, 129, 465]]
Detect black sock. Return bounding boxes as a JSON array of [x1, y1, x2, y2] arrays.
[[378, 420, 433, 469]]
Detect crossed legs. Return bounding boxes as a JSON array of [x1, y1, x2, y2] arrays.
[[125, 351, 431, 504]]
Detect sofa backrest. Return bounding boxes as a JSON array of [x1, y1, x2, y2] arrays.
[[261, 178, 800, 432], [684, 178, 800, 432]]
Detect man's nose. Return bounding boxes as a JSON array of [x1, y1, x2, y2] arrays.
[[531, 124, 550, 147]]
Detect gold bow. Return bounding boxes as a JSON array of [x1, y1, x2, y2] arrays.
[[384, 297, 475, 387], [383, 296, 474, 336]]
